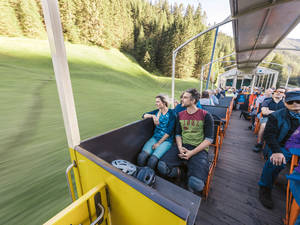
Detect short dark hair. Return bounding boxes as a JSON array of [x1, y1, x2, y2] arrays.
[[201, 91, 210, 99], [185, 88, 200, 104]]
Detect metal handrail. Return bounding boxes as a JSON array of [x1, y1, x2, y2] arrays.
[[90, 203, 105, 225], [65, 161, 77, 202]]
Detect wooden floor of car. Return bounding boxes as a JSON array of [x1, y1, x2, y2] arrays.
[[196, 110, 286, 225]]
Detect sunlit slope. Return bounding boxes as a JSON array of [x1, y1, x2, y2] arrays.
[[0, 37, 200, 225]]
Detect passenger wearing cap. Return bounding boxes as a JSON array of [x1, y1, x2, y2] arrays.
[[258, 90, 300, 209]]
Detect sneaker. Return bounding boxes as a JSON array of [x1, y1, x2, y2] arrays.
[[259, 186, 273, 209], [253, 143, 263, 152]]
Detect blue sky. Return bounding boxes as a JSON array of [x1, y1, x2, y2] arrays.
[[165, 0, 299, 39]]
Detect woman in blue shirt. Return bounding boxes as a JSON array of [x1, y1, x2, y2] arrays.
[[137, 95, 175, 169]]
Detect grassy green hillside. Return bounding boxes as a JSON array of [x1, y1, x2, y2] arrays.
[[0, 37, 201, 224]]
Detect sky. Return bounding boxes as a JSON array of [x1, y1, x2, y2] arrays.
[[166, 0, 300, 39]]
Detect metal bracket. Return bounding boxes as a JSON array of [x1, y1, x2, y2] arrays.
[[93, 192, 105, 225]]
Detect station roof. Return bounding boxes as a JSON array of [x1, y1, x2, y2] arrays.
[[219, 66, 278, 79], [230, 0, 300, 71]]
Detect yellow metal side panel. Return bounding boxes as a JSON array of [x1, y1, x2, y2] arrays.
[[76, 152, 187, 225], [44, 183, 106, 225]]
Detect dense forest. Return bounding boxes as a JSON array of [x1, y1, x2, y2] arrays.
[[0, 0, 298, 85], [0, 0, 235, 80]]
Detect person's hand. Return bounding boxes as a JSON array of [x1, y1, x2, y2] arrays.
[[178, 149, 195, 160], [270, 153, 286, 166], [178, 146, 188, 154], [152, 143, 160, 150], [153, 116, 159, 125]]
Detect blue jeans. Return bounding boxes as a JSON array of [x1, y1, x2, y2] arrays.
[[258, 148, 292, 188], [142, 137, 172, 159]]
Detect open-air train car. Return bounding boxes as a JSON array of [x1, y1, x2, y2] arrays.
[[40, 0, 300, 224]]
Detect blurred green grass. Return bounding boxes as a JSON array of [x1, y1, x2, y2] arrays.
[[0, 37, 201, 224]]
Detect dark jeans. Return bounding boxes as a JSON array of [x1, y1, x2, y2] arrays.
[[158, 143, 209, 183], [258, 147, 292, 188]]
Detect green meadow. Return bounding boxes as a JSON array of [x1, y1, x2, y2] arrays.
[[0, 37, 202, 224]]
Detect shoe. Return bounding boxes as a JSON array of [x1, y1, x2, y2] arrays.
[[253, 143, 263, 152], [259, 186, 273, 209], [169, 167, 181, 178]]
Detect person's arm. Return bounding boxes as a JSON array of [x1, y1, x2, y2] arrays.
[[152, 133, 170, 149], [179, 113, 214, 160], [174, 117, 187, 153], [214, 96, 219, 105], [263, 115, 281, 153], [261, 107, 274, 116], [264, 114, 287, 166], [142, 109, 158, 119]]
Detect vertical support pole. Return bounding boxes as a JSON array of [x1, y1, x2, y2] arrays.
[[241, 78, 244, 88], [266, 74, 270, 89], [270, 74, 274, 88], [251, 75, 256, 94], [254, 75, 258, 87], [200, 65, 204, 94], [273, 72, 279, 88], [256, 75, 261, 87], [232, 75, 237, 88], [171, 51, 176, 109], [41, 0, 80, 148], [260, 74, 265, 88], [285, 67, 291, 88], [206, 26, 219, 90]]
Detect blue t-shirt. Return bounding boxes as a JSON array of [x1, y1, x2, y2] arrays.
[[261, 98, 285, 117], [143, 109, 175, 143], [173, 101, 203, 116], [237, 94, 246, 103]]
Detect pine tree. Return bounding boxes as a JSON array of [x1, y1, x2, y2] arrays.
[[0, 0, 22, 36], [16, 0, 46, 38], [58, 0, 80, 43]]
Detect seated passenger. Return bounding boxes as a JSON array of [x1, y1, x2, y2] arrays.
[[236, 91, 246, 110], [137, 94, 175, 169], [215, 88, 224, 99], [255, 88, 273, 110], [209, 89, 219, 105], [157, 88, 214, 194], [253, 87, 286, 152], [286, 125, 300, 224], [174, 92, 202, 116], [199, 91, 215, 106], [258, 91, 300, 209], [225, 88, 235, 97]]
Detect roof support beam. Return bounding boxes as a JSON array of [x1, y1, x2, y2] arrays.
[[275, 48, 300, 51], [238, 60, 261, 64], [232, 0, 299, 19], [237, 47, 273, 53]]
